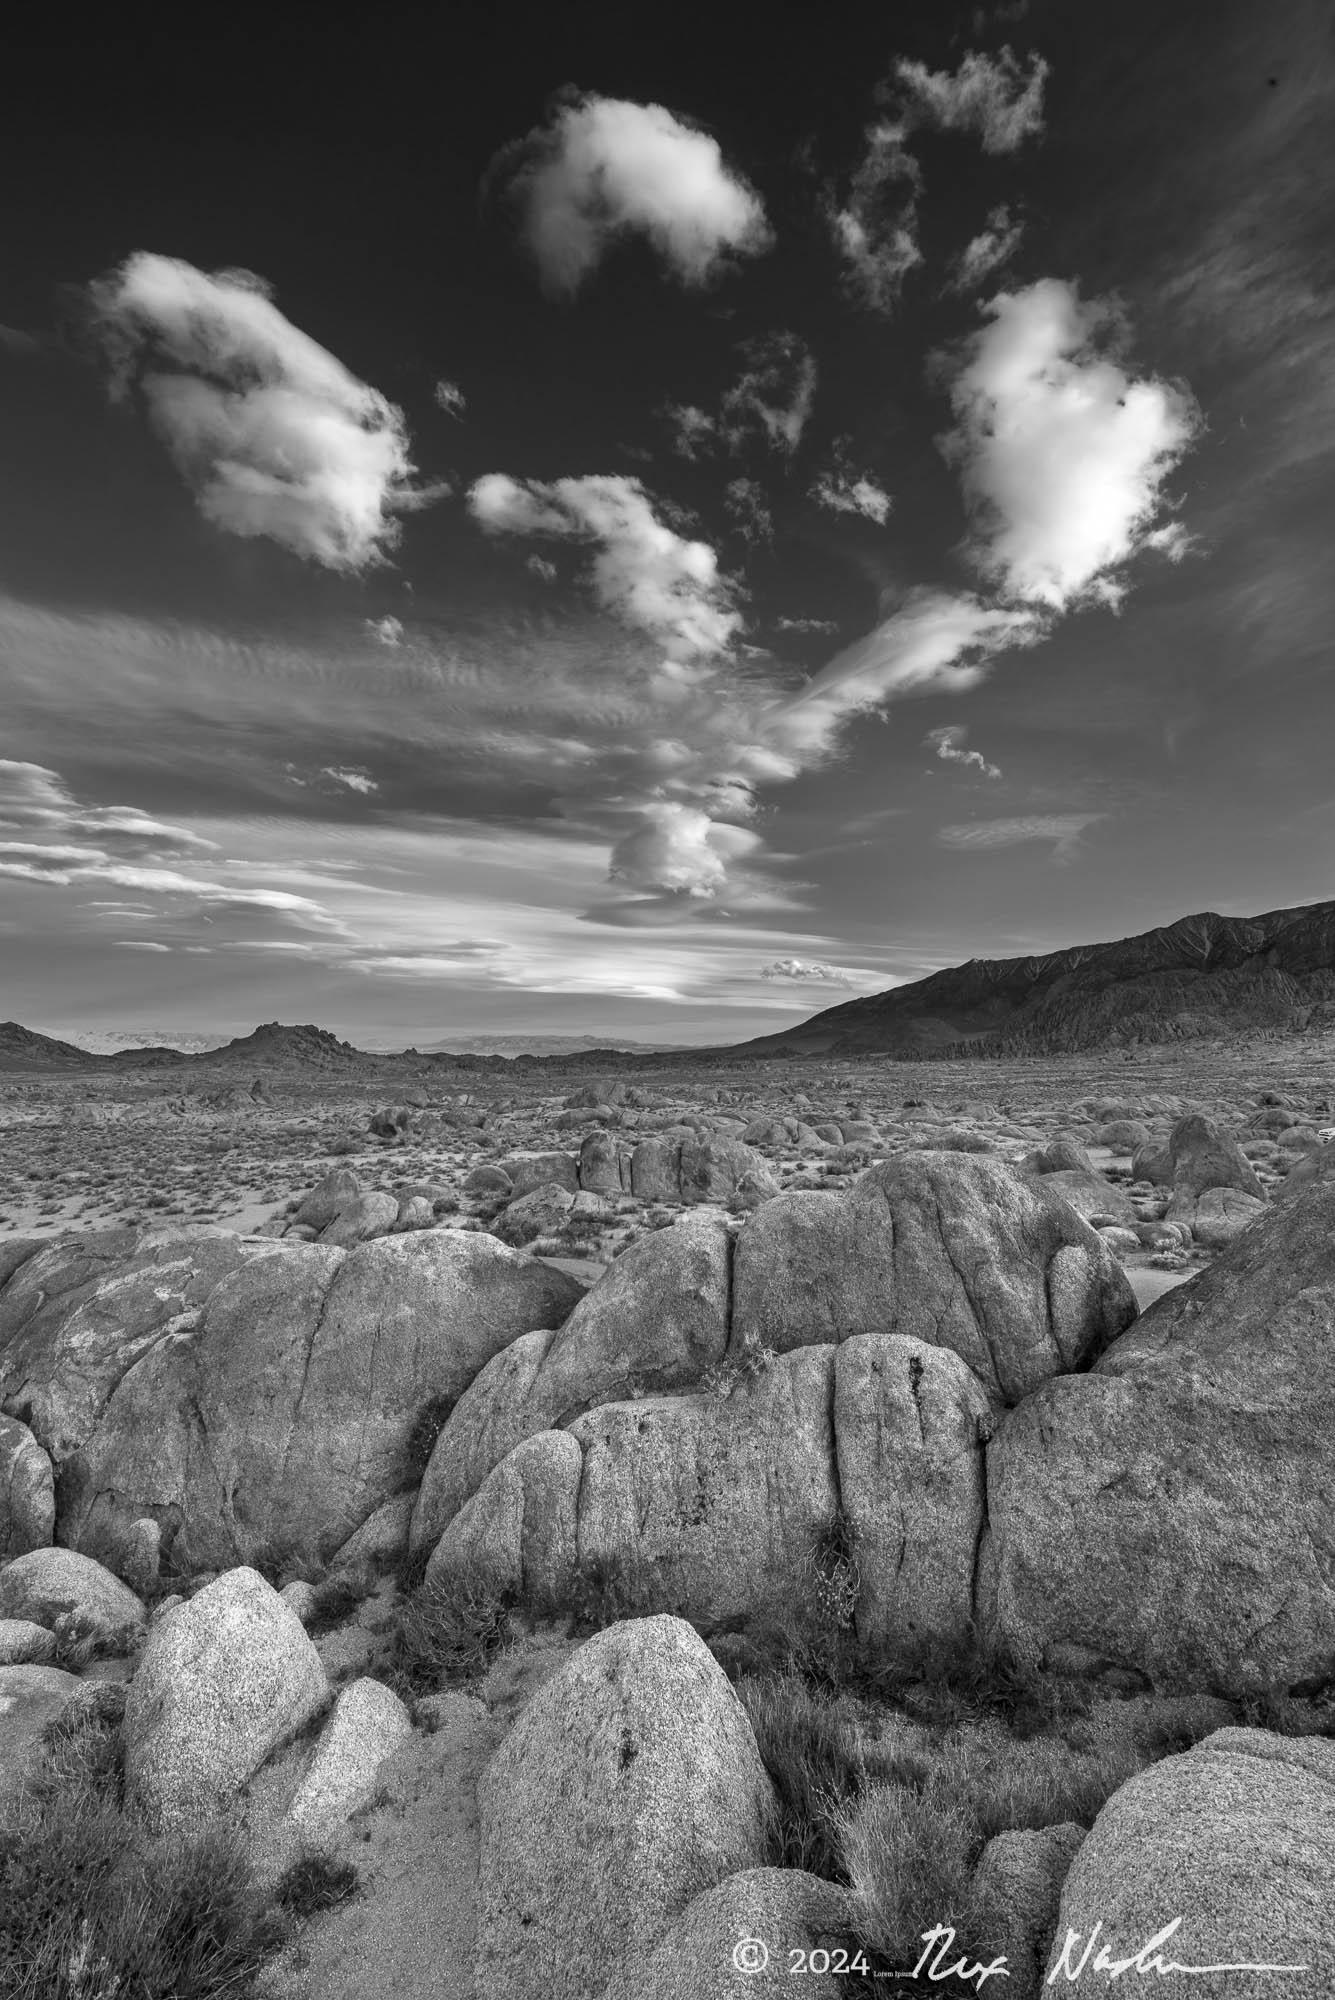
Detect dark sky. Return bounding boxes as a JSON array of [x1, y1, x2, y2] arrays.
[[1, 0, 1332, 1043]]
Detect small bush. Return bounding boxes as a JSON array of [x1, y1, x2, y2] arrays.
[[383, 1561, 514, 1694], [306, 1562, 379, 1637], [737, 1669, 870, 1881], [699, 1331, 778, 1400], [252, 1536, 324, 1591], [274, 1849, 360, 1918]]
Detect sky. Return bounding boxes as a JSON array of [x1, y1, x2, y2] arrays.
[[1, 0, 1332, 1047]]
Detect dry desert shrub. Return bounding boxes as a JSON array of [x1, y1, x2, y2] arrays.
[[382, 1559, 515, 1694]]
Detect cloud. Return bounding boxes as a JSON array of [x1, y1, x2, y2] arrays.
[[719, 332, 817, 454], [938, 279, 1203, 609], [945, 204, 1024, 293], [434, 378, 466, 418], [468, 473, 743, 661], [88, 252, 438, 571], [894, 46, 1050, 153], [490, 91, 772, 297], [607, 801, 764, 897], [321, 767, 379, 795], [924, 724, 1001, 779], [723, 477, 773, 545], [0, 760, 218, 857], [365, 615, 404, 647], [810, 439, 892, 524], [663, 403, 718, 459], [526, 554, 558, 582], [759, 957, 855, 986], [775, 615, 840, 634], [938, 812, 1105, 861], [824, 121, 923, 314], [116, 940, 171, 951]]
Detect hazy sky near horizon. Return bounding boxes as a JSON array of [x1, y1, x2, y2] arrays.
[[1, 0, 1332, 1046]]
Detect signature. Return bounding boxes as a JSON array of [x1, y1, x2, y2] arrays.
[[1045, 1917, 1311, 1984]]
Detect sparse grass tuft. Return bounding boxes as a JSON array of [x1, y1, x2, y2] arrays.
[[699, 1330, 778, 1400]]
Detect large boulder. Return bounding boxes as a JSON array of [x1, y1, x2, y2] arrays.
[[630, 1136, 683, 1202], [286, 1675, 413, 1845], [319, 1190, 400, 1245], [1170, 1186, 1268, 1249], [0, 1546, 144, 1635], [474, 1616, 776, 2000], [0, 1414, 54, 1557], [1167, 1114, 1265, 1202], [25, 1227, 581, 1573], [973, 1823, 1085, 2000], [984, 1178, 1335, 1692], [732, 1156, 1137, 1406], [0, 1225, 287, 1462], [1050, 1729, 1335, 1995], [578, 1130, 629, 1195], [292, 1168, 362, 1232], [606, 1868, 855, 2000], [123, 1566, 328, 1832], [1038, 1171, 1137, 1227], [1034, 1132, 1095, 1175], [411, 1212, 731, 1556], [498, 1152, 580, 1198], [0, 1663, 84, 1810], [492, 1183, 574, 1248], [427, 1333, 989, 1663]]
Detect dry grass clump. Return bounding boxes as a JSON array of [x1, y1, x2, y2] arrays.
[[382, 1558, 516, 1695], [0, 1689, 289, 1999]]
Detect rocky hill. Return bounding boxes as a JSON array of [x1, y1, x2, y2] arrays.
[[738, 901, 1335, 1058]]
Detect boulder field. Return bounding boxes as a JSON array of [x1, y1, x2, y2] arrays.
[[3, 1142, 1335, 1996]]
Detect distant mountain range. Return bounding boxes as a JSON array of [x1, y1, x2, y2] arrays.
[[737, 901, 1335, 1058], [6, 900, 1335, 1076], [54, 1030, 231, 1056]]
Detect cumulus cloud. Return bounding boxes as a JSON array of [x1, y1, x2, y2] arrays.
[[719, 331, 818, 454], [608, 802, 763, 898], [490, 91, 773, 297], [924, 724, 1002, 778], [824, 121, 923, 314], [663, 402, 718, 458], [434, 378, 466, 418], [810, 439, 892, 523], [938, 812, 1105, 861], [938, 279, 1203, 608], [321, 766, 378, 794], [895, 46, 1050, 153], [527, 554, 558, 582], [946, 204, 1024, 293], [468, 473, 743, 662], [723, 476, 773, 544], [759, 957, 855, 986], [89, 253, 437, 571], [365, 615, 404, 647]]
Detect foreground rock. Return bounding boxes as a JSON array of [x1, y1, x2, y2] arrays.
[[123, 1567, 328, 1832], [605, 1868, 855, 2000], [286, 1675, 413, 1845], [427, 1333, 989, 1661], [0, 1413, 54, 1557], [475, 1616, 776, 2000], [0, 1546, 144, 1636], [732, 1155, 1136, 1404], [984, 1177, 1335, 1692], [2, 1225, 582, 1573], [1051, 1729, 1335, 1995]]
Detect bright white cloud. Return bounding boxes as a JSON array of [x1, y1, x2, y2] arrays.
[[924, 724, 1002, 779], [468, 473, 743, 661], [938, 813, 1105, 861], [493, 92, 772, 296], [939, 279, 1203, 609], [759, 957, 855, 986], [946, 204, 1024, 293], [89, 253, 436, 571], [321, 767, 379, 795], [895, 46, 1050, 153], [608, 801, 763, 897], [0, 760, 218, 856], [810, 439, 892, 524], [365, 615, 404, 647]]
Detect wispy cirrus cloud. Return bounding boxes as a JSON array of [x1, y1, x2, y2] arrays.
[[895, 45, 1049, 154], [938, 812, 1105, 861], [88, 253, 441, 571], [945, 204, 1024, 294], [488, 90, 773, 297]]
